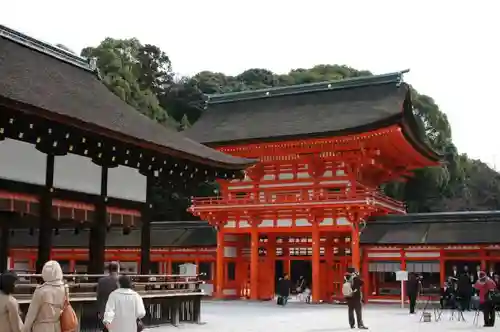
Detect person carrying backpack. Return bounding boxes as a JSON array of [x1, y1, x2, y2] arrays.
[[343, 269, 368, 330]]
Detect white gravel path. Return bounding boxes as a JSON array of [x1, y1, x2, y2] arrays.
[[152, 300, 488, 332]]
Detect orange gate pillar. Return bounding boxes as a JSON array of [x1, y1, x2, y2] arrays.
[[311, 220, 321, 303], [268, 234, 277, 297], [250, 223, 259, 300], [215, 227, 225, 298], [351, 218, 360, 271]]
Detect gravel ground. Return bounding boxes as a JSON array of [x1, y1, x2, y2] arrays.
[[152, 300, 487, 332]]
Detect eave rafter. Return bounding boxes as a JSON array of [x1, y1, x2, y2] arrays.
[[0, 109, 244, 193], [218, 127, 397, 160]]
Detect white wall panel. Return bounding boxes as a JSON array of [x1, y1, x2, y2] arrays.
[[107, 165, 146, 202], [0, 139, 46, 185], [54, 153, 101, 194]]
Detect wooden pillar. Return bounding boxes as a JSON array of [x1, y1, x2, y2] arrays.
[[140, 176, 153, 274], [0, 223, 10, 272], [36, 153, 55, 273], [268, 234, 276, 295], [215, 227, 225, 298], [480, 248, 487, 270], [324, 234, 334, 300], [400, 248, 406, 303], [235, 234, 246, 297], [250, 224, 259, 300], [283, 239, 290, 276], [362, 250, 370, 301], [88, 166, 108, 274], [351, 217, 361, 271], [167, 260, 172, 274], [439, 249, 445, 286], [311, 221, 321, 303]]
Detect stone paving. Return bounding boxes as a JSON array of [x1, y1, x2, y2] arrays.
[[152, 300, 488, 332]]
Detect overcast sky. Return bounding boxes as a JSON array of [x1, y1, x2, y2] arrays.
[[1, 1, 498, 168]]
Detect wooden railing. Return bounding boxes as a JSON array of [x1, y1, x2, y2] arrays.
[[190, 189, 405, 212], [14, 273, 205, 331]]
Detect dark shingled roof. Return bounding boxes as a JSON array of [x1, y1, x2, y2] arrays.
[[9, 222, 216, 248], [10, 211, 500, 248], [0, 25, 254, 169], [361, 211, 500, 245], [185, 71, 440, 161]]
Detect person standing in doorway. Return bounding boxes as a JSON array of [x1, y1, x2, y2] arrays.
[[343, 268, 368, 329], [407, 273, 419, 314], [97, 262, 120, 332]]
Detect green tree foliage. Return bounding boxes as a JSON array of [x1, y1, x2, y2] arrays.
[[81, 38, 500, 215], [81, 39, 177, 128]]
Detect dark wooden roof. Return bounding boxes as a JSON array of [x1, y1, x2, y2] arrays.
[[9, 222, 216, 248], [185, 71, 440, 161], [0, 25, 254, 170], [10, 211, 500, 248], [361, 211, 500, 245]]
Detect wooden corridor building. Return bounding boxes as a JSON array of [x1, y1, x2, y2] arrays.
[[0, 25, 253, 274], [6, 211, 500, 302]]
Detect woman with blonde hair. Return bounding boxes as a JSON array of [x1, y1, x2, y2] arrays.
[[23, 260, 67, 332]]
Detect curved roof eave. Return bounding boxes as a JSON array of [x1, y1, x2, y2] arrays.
[[400, 90, 443, 163]]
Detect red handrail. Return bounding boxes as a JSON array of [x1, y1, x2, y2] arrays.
[[190, 189, 404, 210]]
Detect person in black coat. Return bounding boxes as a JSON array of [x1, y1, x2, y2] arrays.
[[277, 274, 291, 305], [458, 269, 472, 311], [441, 281, 454, 309], [96, 262, 120, 332], [345, 268, 368, 329], [407, 273, 420, 314]]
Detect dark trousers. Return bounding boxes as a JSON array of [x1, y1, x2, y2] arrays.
[[347, 298, 363, 327], [408, 293, 417, 313], [459, 294, 471, 311], [482, 302, 495, 326]]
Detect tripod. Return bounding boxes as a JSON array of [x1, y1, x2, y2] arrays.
[[419, 295, 442, 322], [449, 296, 466, 322]]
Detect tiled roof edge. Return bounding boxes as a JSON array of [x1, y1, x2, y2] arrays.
[[0, 24, 97, 73], [205, 69, 410, 105]]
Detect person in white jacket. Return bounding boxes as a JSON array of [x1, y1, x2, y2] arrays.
[[103, 275, 146, 332]]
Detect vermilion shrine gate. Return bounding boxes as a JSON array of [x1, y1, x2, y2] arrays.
[[186, 72, 441, 302]]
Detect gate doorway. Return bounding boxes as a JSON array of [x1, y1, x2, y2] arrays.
[[275, 260, 284, 292], [291, 260, 312, 288]]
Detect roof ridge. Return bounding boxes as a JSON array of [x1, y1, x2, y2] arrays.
[[205, 69, 410, 105], [0, 24, 96, 73]]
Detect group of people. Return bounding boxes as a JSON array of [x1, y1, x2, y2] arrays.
[[276, 275, 310, 305], [444, 265, 499, 327], [0, 260, 146, 332], [276, 268, 367, 330], [406, 265, 500, 327]]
